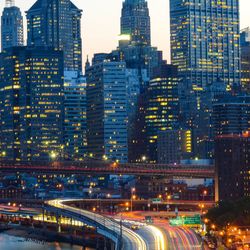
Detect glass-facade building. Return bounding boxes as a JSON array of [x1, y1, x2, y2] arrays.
[[64, 71, 87, 161], [0, 47, 64, 161], [1, 4, 23, 51], [26, 0, 82, 71], [170, 0, 241, 158], [170, 0, 241, 89], [145, 63, 180, 162], [86, 55, 128, 163], [213, 96, 250, 136], [119, 0, 162, 81], [240, 27, 250, 93], [121, 0, 151, 46]]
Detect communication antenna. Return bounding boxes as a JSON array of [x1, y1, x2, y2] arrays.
[[5, 0, 15, 7]]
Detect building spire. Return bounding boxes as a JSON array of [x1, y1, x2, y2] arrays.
[[5, 0, 15, 7]]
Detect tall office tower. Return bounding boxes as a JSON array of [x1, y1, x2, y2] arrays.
[[145, 63, 179, 162], [213, 96, 250, 136], [157, 130, 192, 164], [121, 0, 151, 46], [240, 27, 250, 93], [170, 0, 240, 89], [119, 0, 163, 162], [215, 133, 250, 201], [0, 47, 64, 161], [64, 71, 87, 161], [119, 0, 162, 81], [26, 0, 82, 71], [191, 81, 229, 159], [86, 54, 128, 163], [1, 0, 23, 51], [170, 0, 241, 158]]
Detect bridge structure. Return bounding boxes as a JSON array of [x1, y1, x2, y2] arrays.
[[0, 160, 215, 178]]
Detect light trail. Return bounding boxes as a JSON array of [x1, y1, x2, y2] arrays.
[[147, 225, 166, 250], [46, 199, 147, 250]]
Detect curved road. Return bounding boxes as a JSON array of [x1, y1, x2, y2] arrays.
[[46, 199, 147, 250], [115, 212, 202, 250], [46, 199, 202, 250]]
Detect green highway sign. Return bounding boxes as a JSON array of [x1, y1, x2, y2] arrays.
[[170, 215, 201, 226], [183, 215, 201, 225], [169, 217, 183, 226], [151, 198, 162, 204]]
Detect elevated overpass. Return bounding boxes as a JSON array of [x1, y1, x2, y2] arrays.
[[45, 199, 147, 250], [0, 160, 215, 178]]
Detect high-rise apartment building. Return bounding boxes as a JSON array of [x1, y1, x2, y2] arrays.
[[64, 71, 87, 161], [1, 1, 23, 51], [170, 0, 241, 89], [213, 96, 250, 136], [157, 130, 192, 164], [26, 0, 82, 71], [145, 63, 179, 162], [215, 133, 250, 201], [170, 0, 241, 158], [0, 47, 64, 161], [86, 54, 128, 163], [240, 27, 250, 93]]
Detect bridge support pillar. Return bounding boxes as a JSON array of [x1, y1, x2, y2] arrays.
[[56, 213, 61, 233]]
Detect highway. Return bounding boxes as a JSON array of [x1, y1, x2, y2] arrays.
[[45, 199, 203, 250], [154, 219, 202, 250], [115, 212, 202, 250], [46, 199, 147, 250]]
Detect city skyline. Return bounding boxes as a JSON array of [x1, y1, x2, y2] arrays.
[[0, 0, 249, 63]]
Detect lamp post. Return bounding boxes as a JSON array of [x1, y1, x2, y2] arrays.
[[131, 188, 136, 212], [202, 190, 208, 201]]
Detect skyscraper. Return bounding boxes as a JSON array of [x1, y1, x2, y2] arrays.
[[0, 46, 64, 162], [64, 71, 87, 161], [86, 54, 128, 163], [119, 0, 163, 162], [121, 0, 151, 46], [215, 133, 250, 201], [119, 0, 162, 81], [170, 0, 241, 158], [26, 0, 82, 71], [240, 27, 250, 93], [145, 63, 179, 162], [1, 0, 23, 51], [170, 0, 241, 89], [213, 96, 250, 136]]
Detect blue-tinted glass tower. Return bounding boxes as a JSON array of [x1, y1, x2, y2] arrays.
[[26, 0, 82, 72], [170, 0, 241, 89], [170, 0, 241, 158], [86, 54, 128, 163], [1, 0, 23, 51], [0, 47, 64, 161], [240, 27, 250, 93], [121, 0, 151, 46]]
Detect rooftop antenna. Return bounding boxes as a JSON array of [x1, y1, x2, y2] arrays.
[[5, 0, 15, 7]]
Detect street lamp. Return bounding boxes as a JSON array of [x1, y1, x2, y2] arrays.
[[131, 188, 136, 212], [202, 190, 208, 201], [50, 151, 57, 160], [103, 155, 108, 161]]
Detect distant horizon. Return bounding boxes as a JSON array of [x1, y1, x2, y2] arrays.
[[0, 0, 249, 63]]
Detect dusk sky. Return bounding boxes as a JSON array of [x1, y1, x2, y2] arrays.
[[0, 0, 250, 62]]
